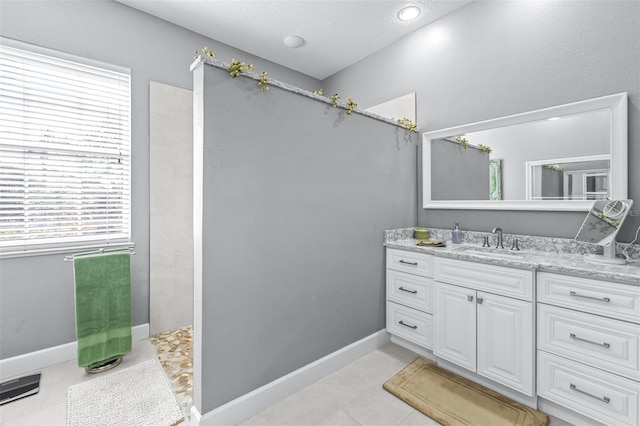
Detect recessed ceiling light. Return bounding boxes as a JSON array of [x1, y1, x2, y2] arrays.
[[283, 35, 305, 49], [397, 5, 421, 21], [548, 117, 560, 121]]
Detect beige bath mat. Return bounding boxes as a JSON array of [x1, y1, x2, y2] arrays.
[[67, 358, 184, 426], [384, 358, 548, 426]]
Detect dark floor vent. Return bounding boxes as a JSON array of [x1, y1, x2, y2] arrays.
[[0, 372, 41, 405]]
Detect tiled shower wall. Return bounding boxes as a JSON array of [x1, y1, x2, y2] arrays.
[[149, 81, 194, 335]]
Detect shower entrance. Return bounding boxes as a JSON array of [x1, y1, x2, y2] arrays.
[[149, 81, 195, 413]]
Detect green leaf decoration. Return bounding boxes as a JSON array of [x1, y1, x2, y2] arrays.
[[397, 118, 417, 133], [345, 97, 357, 115], [478, 144, 492, 154], [195, 46, 216, 60], [454, 135, 469, 149], [228, 58, 255, 78], [258, 71, 269, 91]]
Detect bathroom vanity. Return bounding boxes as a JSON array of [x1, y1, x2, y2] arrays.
[[433, 256, 534, 397], [384, 229, 640, 426], [389, 90, 638, 425]]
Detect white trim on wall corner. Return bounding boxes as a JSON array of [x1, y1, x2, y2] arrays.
[[191, 329, 390, 426], [0, 323, 149, 381]]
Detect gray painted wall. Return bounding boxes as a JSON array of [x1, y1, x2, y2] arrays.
[[541, 168, 563, 199], [0, 0, 319, 359], [431, 139, 489, 200], [324, 0, 640, 240], [194, 64, 417, 413]]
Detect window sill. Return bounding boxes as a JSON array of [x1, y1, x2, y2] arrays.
[[0, 242, 135, 260]]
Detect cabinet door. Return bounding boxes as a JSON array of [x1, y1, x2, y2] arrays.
[[477, 292, 534, 396], [434, 282, 476, 372]]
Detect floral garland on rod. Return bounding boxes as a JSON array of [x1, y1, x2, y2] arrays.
[[194, 47, 417, 133], [454, 134, 492, 154], [314, 90, 356, 114], [396, 118, 417, 133]]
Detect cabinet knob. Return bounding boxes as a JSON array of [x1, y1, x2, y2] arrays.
[[467, 295, 474, 302], [477, 297, 484, 304]]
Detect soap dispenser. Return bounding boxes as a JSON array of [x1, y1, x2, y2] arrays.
[[452, 222, 463, 244]]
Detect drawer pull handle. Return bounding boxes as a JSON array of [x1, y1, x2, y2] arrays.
[[399, 287, 418, 294], [399, 321, 418, 329], [399, 260, 418, 266], [569, 291, 610, 303], [569, 333, 610, 348], [569, 384, 610, 404]]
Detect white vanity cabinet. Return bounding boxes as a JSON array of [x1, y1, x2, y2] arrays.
[[385, 248, 434, 350], [536, 272, 640, 426], [433, 257, 535, 396]]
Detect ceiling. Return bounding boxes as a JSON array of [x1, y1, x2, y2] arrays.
[[115, 0, 472, 80]]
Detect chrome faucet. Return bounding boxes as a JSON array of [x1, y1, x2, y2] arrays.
[[492, 227, 504, 249]]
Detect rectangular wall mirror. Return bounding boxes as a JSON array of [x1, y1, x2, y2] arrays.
[[422, 93, 628, 211]]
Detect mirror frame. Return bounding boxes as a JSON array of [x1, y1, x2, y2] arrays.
[[422, 92, 628, 211]]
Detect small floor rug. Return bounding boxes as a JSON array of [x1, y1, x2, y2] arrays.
[[67, 358, 184, 426], [384, 358, 548, 426]]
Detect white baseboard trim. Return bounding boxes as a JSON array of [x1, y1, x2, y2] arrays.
[[191, 329, 390, 426], [0, 323, 149, 381]]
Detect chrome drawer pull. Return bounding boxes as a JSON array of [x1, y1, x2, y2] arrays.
[[399, 287, 418, 294], [399, 260, 418, 266], [399, 321, 418, 329], [569, 333, 610, 348], [570, 384, 610, 404], [569, 291, 610, 303]]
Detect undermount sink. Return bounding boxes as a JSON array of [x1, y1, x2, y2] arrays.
[[455, 247, 529, 260]]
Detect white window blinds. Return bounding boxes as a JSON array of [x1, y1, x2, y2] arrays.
[[0, 41, 131, 254]]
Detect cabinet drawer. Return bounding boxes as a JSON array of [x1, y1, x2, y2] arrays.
[[386, 248, 434, 278], [537, 272, 640, 324], [434, 257, 533, 301], [538, 304, 640, 381], [538, 351, 639, 426], [387, 301, 433, 349], [386, 269, 434, 313]]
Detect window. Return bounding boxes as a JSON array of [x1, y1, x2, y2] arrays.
[[0, 40, 131, 256]]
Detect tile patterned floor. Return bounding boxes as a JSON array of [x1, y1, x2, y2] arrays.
[[0, 337, 575, 426], [150, 325, 194, 415], [239, 343, 575, 426], [0, 340, 168, 426]]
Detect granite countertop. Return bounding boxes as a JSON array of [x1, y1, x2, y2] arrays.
[[385, 238, 640, 286]]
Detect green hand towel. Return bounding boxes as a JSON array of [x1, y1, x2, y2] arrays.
[[74, 252, 132, 367]]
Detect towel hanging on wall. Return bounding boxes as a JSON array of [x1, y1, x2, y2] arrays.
[[72, 250, 132, 369]]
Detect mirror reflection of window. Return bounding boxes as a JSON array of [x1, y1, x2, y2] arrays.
[[584, 173, 608, 200], [526, 156, 610, 201]]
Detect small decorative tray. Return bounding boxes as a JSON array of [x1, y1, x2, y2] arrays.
[[416, 240, 446, 247]]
